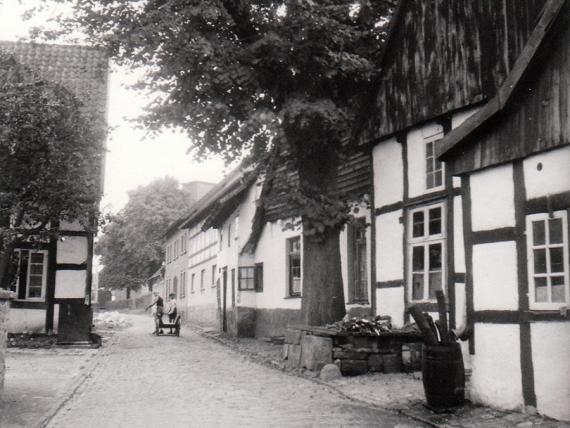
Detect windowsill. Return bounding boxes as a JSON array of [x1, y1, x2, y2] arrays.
[[348, 300, 370, 305], [284, 295, 302, 299], [238, 289, 256, 292], [529, 304, 569, 312]]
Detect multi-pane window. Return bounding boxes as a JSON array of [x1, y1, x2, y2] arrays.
[[211, 264, 217, 287], [238, 265, 264, 292], [200, 269, 205, 292], [424, 124, 445, 190], [238, 267, 255, 290], [11, 250, 48, 301], [527, 211, 569, 308], [287, 237, 302, 296], [347, 219, 368, 302], [409, 204, 445, 301]]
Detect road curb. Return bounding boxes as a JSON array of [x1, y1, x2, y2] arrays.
[[37, 332, 120, 428]]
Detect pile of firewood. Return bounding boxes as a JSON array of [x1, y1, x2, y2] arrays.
[[327, 315, 394, 335], [409, 290, 456, 345]]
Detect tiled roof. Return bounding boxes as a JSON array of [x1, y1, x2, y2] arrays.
[[0, 41, 109, 123]]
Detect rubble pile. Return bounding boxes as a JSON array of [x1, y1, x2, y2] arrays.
[[93, 311, 131, 330]]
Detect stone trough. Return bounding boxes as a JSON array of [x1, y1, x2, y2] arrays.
[[284, 325, 423, 376]]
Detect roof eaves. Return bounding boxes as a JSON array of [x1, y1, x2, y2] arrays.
[[437, 0, 566, 161]]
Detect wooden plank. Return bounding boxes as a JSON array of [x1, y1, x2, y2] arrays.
[[438, 0, 566, 162]]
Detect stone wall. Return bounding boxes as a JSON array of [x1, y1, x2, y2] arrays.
[[284, 326, 422, 376], [0, 290, 15, 395]]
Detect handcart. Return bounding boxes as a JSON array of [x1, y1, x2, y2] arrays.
[[156, 314, 181, 336]]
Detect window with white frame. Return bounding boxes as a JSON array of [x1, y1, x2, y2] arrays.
[[423, 124, 445, 190], [200, 269, 205, 291], [191, 273, 195, 293], [408, 203, 445, 301], [11, 249, 48, 301], [527, 211, 569, 308], [287, 236, 302, 296]]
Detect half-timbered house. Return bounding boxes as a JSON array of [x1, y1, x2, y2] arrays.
[[438, 0, 569, 419], [0, 41, 109, 342], [361, 0, 568, 420]]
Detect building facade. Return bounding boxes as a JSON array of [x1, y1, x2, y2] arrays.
[[0, 41, 109, 341]]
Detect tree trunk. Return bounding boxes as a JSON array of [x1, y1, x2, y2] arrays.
[[297, 147, 346, 326], [300, 227, 346, 325]]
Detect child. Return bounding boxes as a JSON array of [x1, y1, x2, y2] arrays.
[[145, 291, 164, 334], [166, 293, 177, 333]]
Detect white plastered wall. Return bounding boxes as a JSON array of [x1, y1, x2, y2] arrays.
[[473, 242, 518, 311], [470, 164, 515, 231], [531, 322, 570, 421], [377, 287, 405, 327], [523, 146, 570, 199], [57, 236, 88, 264], [470, 323, 523, 410], [373, 137, 403, 206], [376, 210, 404, 282], [453, 196, 466, 273], [375, 210, 405, 325], [54, 270, 87, 299], [254, 220, 302, 310]]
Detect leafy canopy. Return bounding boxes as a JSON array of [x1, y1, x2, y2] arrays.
[[29, 0, 395, 234], [0, 52, 103, 237], [0, 52, 104, 288], [95, 177, 194, 290]]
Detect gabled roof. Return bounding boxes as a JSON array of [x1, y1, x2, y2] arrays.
[[0, 41, 109, 124], [359, 0, 547, 145], [438, 0, 567, 162], [176, 164, 252, 231]]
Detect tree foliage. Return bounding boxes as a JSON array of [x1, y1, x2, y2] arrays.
[[30, 0, 397, 324], [95, 177, 193, 291], [0, 52, 104, 288]]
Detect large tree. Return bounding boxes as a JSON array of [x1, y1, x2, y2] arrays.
[[0, 52, 103, 289], [96, 177, 193, 294], [32, 0, 396, 325]]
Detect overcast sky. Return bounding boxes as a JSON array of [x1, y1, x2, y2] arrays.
[[0, 1, 226, 212]]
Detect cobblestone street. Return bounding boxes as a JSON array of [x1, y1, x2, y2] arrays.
[[47, 313, 424, 428]]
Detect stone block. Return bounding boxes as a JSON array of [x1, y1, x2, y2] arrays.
[[320, 364, 342, 381], [282, 344, 289, 360], [286, 344, 302, 369], [300, 335, 333, 371], [333, 348, 369, 360], [348, 336, 374, 349], [340, 359, 369, 376], [378, 342, 402, 354], [368, 354, 384, 372], [0, 293, 14, 394], [402, 343, 422, 371], [383, 353, 402, 373], [285, 328, 302, 345]]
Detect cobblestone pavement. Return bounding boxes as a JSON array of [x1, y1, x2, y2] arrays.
[[47, 313, 425, 428]]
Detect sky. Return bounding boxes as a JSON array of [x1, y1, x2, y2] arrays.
[[0, 1, 226, 212]]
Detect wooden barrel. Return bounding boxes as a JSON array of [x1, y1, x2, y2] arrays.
[[421, 343, 465, 409]]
